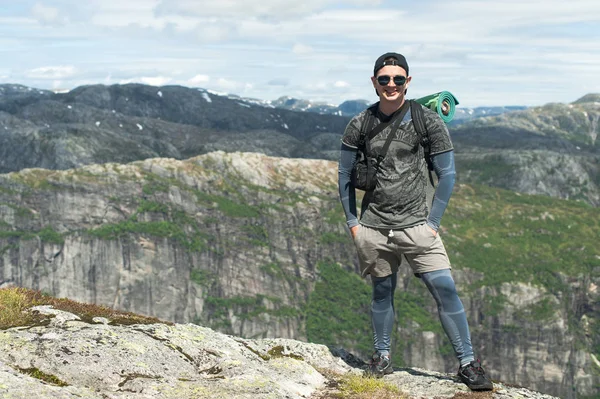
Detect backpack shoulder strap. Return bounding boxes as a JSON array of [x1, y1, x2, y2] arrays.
[[358, 103, 378, 152], [410, 100, 429, 151], [410, 100, 435, 175]]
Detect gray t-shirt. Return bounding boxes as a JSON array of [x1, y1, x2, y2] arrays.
[[341, 102, 453, 229]]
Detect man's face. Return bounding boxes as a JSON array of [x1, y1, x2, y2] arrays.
[[371, 65, 411, 102]]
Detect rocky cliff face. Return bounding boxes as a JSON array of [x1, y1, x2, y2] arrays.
[[0, 151, 597, 398]]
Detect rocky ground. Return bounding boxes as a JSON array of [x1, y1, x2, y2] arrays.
[[0, 305, 558, 399]]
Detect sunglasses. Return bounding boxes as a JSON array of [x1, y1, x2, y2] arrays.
[[376, 75, 407, 86]]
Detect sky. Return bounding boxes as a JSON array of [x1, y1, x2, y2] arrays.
[[1, 0, 599, 108]]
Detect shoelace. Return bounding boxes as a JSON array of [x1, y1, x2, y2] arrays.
[[466, 361, 484, 375]]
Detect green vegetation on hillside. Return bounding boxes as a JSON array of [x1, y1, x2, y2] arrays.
[[305, 261, 372, 356], [444, 184, 598, 291]]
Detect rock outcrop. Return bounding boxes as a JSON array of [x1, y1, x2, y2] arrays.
[[0, 304, 560, 399]]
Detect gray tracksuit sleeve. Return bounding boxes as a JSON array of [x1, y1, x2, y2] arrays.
[[338, 143, 359, 229], [426, 150, 456, 231]]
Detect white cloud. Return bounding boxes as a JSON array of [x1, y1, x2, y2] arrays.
[[188, 74, 210, 85], [139, 76, 172, 86], [154, 0, 378, 19], [292, 44, 313, 55], [31, 3, 66, 25], [1, 1, 599, 107], [117, 76, 172, 86], [25, 66, 77, 79], [216, 78, 238, 91]]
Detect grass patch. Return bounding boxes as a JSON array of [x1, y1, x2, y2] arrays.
[[0, 287, 169, 329], [87, 219, 208, 253], [195, 191, 260, 218], [321, 371, 406, 399]]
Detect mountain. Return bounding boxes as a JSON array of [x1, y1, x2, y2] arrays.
[[0, 83, 348, 172], [269, 96, 371, 117], [449, 105, 529, 124], [0, 151, 597, 398], [451, 95, 600, 206], [1, 83, 598, 207], [0, 287, 559, 399], [260, 94, 527, 122]]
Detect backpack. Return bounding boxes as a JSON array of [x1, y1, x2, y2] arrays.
[[352, 100, 436, 199], [350, 102, 410, 191]]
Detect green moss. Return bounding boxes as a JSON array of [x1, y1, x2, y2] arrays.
[[267, 345, 304, 361], [18, 367, 68, 387]]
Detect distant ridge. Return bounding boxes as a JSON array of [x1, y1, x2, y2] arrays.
[[572, 93, 600, 104]]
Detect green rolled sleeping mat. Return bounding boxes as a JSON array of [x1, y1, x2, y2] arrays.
[[414, 91, 459, 123]]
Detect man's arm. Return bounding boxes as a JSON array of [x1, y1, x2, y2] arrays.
[[426, 150, 456, 232], [338, 143, 359, 235]]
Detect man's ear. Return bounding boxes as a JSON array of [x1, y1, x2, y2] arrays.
[[371, 76, 379, 97]]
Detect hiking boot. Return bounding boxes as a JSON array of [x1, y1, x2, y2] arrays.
[[365, 352, 393, 378], [458, 359, 493, 391]]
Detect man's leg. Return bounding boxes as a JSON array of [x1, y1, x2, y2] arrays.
[[367, 272, 397, 377], [354, 226, 401, 377], [420, 269, 474, 366], [372, 273, 397, 356], [399, 225, 492, 391]]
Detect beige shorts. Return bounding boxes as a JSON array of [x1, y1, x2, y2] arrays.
[[354, 223, 451, 278]]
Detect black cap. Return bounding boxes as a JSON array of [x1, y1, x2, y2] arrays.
[[373, 52, 409, 76]]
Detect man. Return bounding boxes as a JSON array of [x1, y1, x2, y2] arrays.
[[337, 52, 493, 391]]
